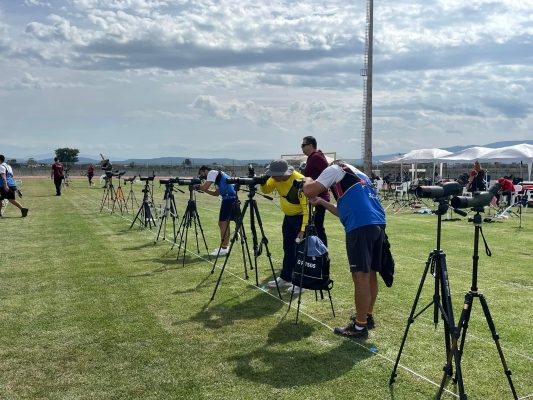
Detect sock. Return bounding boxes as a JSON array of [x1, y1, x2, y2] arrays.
[[355, 319, 367, 330]]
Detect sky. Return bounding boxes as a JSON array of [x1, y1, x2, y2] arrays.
[[0, 0, 532, 161]]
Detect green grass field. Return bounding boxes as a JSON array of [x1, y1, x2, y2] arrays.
[[1, 178, 532, 399]]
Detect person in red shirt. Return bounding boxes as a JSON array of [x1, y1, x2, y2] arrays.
[[87, 164, 95, 187], [301, 136, 330, 247], [497, 177, 514, 206], [51, 158, 64, 196]]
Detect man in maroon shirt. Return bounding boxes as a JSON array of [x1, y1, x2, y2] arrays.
[[51, 157, 64, 196], [301, 136, 329, 246]]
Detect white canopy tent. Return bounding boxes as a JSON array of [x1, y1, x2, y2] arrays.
[[381, 148, 453, 182], [440, 144, 533, 180]]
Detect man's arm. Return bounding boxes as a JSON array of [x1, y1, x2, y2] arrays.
[[198, 181, 219, 196], [1, 172, 9, 191], [303, 177, 327, 198], [260, 177, 276, 194], [310, 196, 338, 216]]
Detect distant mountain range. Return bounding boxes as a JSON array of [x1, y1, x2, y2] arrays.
[[25, 139, 533, 165]]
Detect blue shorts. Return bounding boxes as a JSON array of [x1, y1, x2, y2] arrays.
[[346, 224, 385, 273], [219, 197, 237, 222]]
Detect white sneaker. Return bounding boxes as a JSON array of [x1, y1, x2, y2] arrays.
[[210, 247, 229, 256], [287, 285, 305, 295], [267, 277, 292, 288]]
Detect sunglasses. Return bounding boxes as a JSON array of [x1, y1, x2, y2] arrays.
[[301, 143, 309, 148]]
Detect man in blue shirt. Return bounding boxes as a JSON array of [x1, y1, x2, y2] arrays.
[[304, 162, 386, 339], [198, 166, 238, 256], [0, 155, 28, 217]]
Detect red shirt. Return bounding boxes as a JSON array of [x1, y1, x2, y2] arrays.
[[304, 150, 330, 201], [51, 162, 64, 179], [497, 178, 514, 192]]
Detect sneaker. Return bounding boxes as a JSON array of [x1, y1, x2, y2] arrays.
[[287, 285, 305, 295], [350, 312, 375, 330], [210, 248, 229, 256], [333, 322, 368, 339], [21, 208, 29, 218], [267, 277, 292, 288]]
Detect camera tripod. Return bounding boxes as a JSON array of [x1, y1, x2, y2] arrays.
[[172, 185, 211, 266], [154, 180, 181, 243], [124, 176, 138, 211], [129, 179, 156, 229], [100, 176, 116, 212], [436, 209, 518, 400], [210, 184, 282, 301], [289, 198, 334, 324], [390, 198, 465, 394], [111, 175, 128, 214], [210, 192, 254, 282]]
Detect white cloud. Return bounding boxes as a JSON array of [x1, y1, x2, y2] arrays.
[[0, 0, 531, 159]]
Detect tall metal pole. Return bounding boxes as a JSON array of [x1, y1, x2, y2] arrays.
[[361, 0, 374, 176]]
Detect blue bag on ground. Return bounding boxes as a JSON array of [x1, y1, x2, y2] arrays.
[[292, 235, 332, 290]]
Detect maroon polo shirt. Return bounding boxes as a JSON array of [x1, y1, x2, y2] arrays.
[[304, 150, 330, 201]]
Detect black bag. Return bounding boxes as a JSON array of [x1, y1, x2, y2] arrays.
[[379, 231, 395, 287], [292, 236, 332, 290]]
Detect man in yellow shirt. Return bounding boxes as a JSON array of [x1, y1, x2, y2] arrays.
[[261, 159, 308, 294]]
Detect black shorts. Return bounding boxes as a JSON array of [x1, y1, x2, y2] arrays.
[[0, 186, 16, 200], [346, 224, 385, 273], [219, 198, 238, 222]]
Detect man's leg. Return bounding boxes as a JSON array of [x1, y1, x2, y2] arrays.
[[314, 203, 328, 247], [219, 220, 230, 248], [353, 271, 372, 326], [280, 214, 302, 282], [8, 199, 23, 210], [54, 178, 62, 195]]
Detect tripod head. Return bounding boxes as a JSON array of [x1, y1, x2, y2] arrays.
[[123, 175, 136, 183]]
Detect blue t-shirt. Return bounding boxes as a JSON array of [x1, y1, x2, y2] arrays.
[[318, 164, 385, 232], [0, 163, 16, 187], [218, 172, 236, 199]]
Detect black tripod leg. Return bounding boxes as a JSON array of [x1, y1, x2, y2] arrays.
[[129, 202, 145, 229], [327, 289, 335, 317], [172, 210, 187, 250], [251, 200, 282, 299], [212, 200, 250, 274], [390, 254, 434, 385], [437, 293, 471, 400], [194, 208, 211, 260], [239, 225, 252, 279], [181, 212, 191, 267], [478, 294, 518, 399], [210, 240, 236, 301], [437, 253, 455, 376]]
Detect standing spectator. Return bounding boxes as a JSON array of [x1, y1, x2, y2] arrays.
[[198, 166, 238, 256], [467, 160, 486, 192], [51, 157, 64, 196], [301, 136, 330, 247], [261, 159, 309, 294], [87, 164, 95, 187], [303, 162, 386, 339], [0, 155, 28, 217]]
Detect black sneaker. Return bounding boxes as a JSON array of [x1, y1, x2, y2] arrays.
[[367, 315, 375, 330], [350, 312, 375, 330], [21, 208, 29, 217], [333, 322, 368, 339]]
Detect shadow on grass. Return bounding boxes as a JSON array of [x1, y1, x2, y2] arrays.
[[188, 290, 285, 329], [230, 321, 376, 388]]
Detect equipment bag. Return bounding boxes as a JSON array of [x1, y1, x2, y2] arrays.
[[292, 235, 332, 290]]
